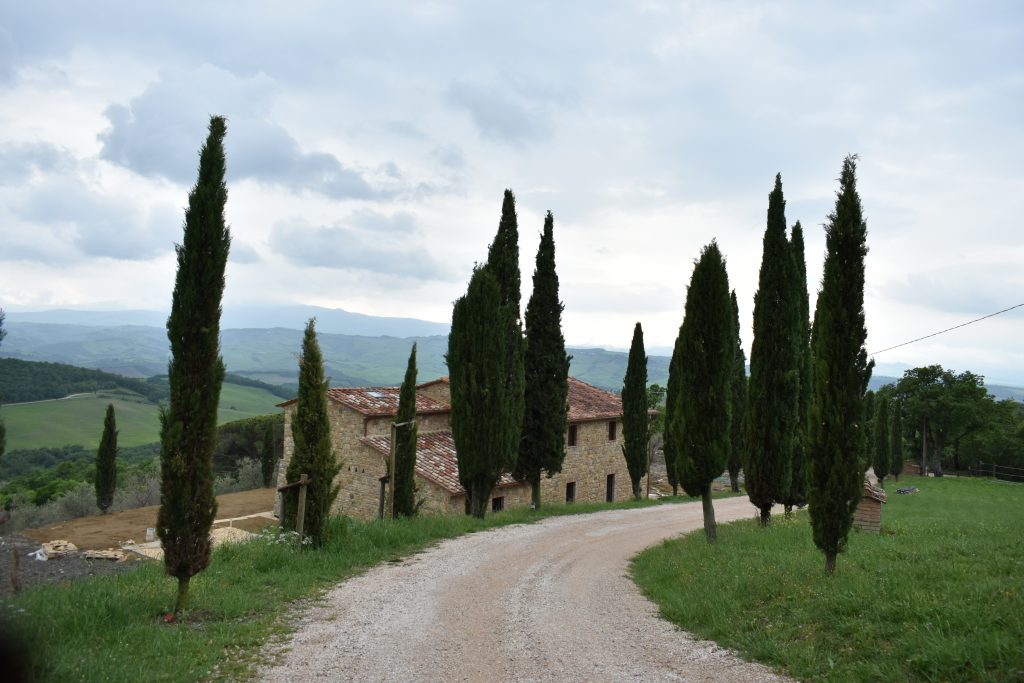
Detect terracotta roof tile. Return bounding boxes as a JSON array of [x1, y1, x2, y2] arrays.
[[567, 377, 623, 422], [280, 387, 450, 416], [360, 431, 519, 495]]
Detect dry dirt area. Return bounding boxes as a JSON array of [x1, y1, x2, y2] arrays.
[[260, 497, 791, 683], [1, 488, 278, 596], [20, 487, 277, 550]]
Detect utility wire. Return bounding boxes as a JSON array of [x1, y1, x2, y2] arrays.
[[869, 303, 1024, 356]]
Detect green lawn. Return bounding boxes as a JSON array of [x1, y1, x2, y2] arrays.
[[2, 384, 283, 451], [632, 477, 1024, 682]]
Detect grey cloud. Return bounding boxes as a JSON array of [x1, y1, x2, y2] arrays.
[[446, 81, 551, 145], [0, 142, 74, 185], [98, 66, 381, 199], [884, 264, 1024, 315], [12, 178, 172, 260], [229, 240, 260, 264], [432, 144, 465, 170], [270, 219, 453, 281], [346, 208, 417, 235]]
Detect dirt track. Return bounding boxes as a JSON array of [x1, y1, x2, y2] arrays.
[[20, 488, 277, 550], [260, 497, 790, 682]]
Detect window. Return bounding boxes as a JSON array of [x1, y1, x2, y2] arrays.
[[568, 424, 578, 447], [608, 420, 617, 441], [566, 481, 576, 503], [606, 474, 615, 502], [492, 496, 505, 512]]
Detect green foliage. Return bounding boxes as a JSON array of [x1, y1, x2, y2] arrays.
[[283, 319, 340, 545], [633, 477, 1024, 682], [448, 266, 520, 518], [95, 403, 117, 513], [808, 155, 873, 573], [0, 357, 169, 405], [517, 211, 570, 507], [621, 322, 649, 499], [393, 343, 419, 517], [783, 221, 811, 511], [890, 400, 905, 478], [663, 336, 683, 497], [959, 399, 1024, 470], [157, 116, 230, 612], [727, 291, 747, 493], [872, 397, 891, 486], [261, 420, 277, 487], [747, 174, 800, 524], [668, 242, 734, 541], [211, 413, 283, 476]]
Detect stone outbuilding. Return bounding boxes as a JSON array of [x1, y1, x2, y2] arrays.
[[853, 480, 887, 533], [276, 377, 642, 519]]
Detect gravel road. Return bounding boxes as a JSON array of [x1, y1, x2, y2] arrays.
[[259, 497, 791, 682]]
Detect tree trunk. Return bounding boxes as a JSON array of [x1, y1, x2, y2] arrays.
[[894, 472, 900, 482], [784, 504, 793, 520], [174, 576, 190, 616], [701, 486, 717, 543], [632, 479, 642, 501], [530, 474, 541, 510], [463, 491, 472, 516], [877, 475, 885, 488], [469, 481, 489, 519], [759, 505, 771, 527], [932, 435, 944, 477], [729, 474, 740, 493], [920, 418, 928, 475], [671, 483, 678, 497], [824, 552, 836, 576]]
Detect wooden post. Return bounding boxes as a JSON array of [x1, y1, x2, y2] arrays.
[[296, 473, 309, 543]]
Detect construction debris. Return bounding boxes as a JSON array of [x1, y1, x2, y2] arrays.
[[35, 540, 78, 560], [83, 549, 126, 562]]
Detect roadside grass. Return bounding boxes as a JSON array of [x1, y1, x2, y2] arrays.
[[3, 494, 710, 682], [3, 383, 283, 451], [631, 477, 1024, 682]]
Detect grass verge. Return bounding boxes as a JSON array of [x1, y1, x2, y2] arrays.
[[2, 494, 712, 682], [631, 477, 1024, 682]]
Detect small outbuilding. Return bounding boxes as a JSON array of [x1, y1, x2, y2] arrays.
[[853, 480, 887, 533]]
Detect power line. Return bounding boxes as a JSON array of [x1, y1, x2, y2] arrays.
[[869, 303, 1024, 356]]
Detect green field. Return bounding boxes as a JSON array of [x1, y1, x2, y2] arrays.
[[2, 383, 282, 451], [632, 477, 1024, 682]]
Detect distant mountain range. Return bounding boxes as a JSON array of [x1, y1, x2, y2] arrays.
[[2, 307, 1021, 400]]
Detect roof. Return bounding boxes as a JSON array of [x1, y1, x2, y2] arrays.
[[567, 377, 623, 422], [360, 431, 520, 495], [416, 376, 449, 389], [278, 387, 450, 416], [862, 480, 888, 503]]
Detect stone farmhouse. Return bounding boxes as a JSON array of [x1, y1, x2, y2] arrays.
[[275, 377, 643, 519]]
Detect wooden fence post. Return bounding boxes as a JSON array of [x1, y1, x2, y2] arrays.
[[296, 473, 309, 543]]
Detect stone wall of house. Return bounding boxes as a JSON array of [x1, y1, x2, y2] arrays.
[[364, 412, 450, 437], [417, 381, 451, 406], [541, 419, 635, 505]]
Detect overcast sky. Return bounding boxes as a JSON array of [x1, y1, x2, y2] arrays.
[[1, 1, 1022, 383]]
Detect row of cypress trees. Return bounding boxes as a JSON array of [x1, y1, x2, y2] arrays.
[[659, 156, 871, 574]]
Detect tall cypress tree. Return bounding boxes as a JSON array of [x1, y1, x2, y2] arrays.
[[157, 116, 230, 616], [669, 242, 734, 543], [448, 266, 519, 518], [890, 401, 904, 481], [283, 319, 340, 545], [873, 396, 891, 487], [516, 212, 569, 508], [0, 308, 6, 460], [782, 221, 811, 516], [727, 291, 747, 493], [663, 335, 683, 497], [809, 155, 873, 575], [621, 322, 649, 500], [95, 403, 118, 514], [486, 189, 525, 469], [393, 343, 419, 517]]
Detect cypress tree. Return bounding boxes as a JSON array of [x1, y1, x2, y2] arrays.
[[890, 401, 904, 481], [95, 403, 117, 514], [669, 242, 734, 543], [663, 336, 683, 497], [261, 423, 277, 488], [808, 155, 873, 576], [0, 308, 6, 460], [747, 174, 800, 526], [727, 291, 747, 493], [486, 189, 526, 469], [157, 116, 230, 616], [873, 396, 891, 487], [864, 390, 876, 474], [621, 322, 649, 500], [782, 221, 811, 516], [516, 212, 570, 508], [283, 319, 340, 545], [393, 343, 419, 517], [448, 266, 519, 518]]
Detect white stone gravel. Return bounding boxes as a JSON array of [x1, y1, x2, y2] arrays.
[[258, 497, 792, 682]]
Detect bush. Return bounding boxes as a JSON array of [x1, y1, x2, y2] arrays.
[[112, 471, 161, 510]]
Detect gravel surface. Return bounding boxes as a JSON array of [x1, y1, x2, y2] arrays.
[[259, 497, 791, 682]]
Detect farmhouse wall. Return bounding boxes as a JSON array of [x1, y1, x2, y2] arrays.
[[542, 419, 632, 504]]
